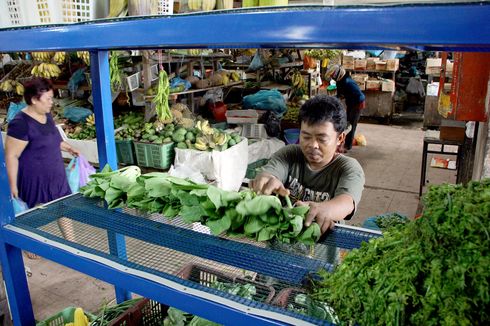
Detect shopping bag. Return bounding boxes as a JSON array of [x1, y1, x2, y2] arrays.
[[12, 198, 29, 214], [78, 155, 96, 187], [65, 157, 80, 193]]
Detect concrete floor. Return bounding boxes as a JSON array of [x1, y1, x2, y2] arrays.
[[6, 119, 459, 322]]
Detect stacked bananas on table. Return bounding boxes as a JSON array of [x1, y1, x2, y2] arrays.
[[85, 114, 95, 126], [0, 79, 24, 95], [77, 51, 90, 66], [31, 63, 62, 79], [193, 120, 241, 152]]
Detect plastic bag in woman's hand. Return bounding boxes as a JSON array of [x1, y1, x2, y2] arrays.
[[78, 155, 96, 187], [12, 197, 29, 215], [65, 157, 80, 193]]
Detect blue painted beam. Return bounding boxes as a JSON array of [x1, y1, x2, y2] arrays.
[[0, 4, 489, 52], [0, 134, 34, 326], [1, 228, 319, 326]]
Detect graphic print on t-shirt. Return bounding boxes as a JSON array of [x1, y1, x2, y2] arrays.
[[288, 175, 330, 202]]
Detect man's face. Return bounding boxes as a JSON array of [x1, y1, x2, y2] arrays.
[[299, 120, 344, 169]]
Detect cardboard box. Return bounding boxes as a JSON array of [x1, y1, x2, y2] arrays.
[[386, 59, 399, 71], [366, 79, 381, 91], [354, 59, 367, 70], [425, 58, 454, 75], [352, 73, 369, 83], [375, 61, 387, 71], [343, 62, 354, 70], [381, 80, 395, 92], [342, 55, 354, 64], [366, 58, 379, 70]]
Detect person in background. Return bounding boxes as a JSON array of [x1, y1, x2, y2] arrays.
[[405, 66, 426, 112], [250, 95, 365, 234], [5, 78, 79, 256], [325, 65, 366, 151]]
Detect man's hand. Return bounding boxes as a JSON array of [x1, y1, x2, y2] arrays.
[[296, 200, 336, 234], [249, 173, 289, 197]]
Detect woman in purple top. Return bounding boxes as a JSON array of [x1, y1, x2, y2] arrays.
[[5, 78, 79, 253]]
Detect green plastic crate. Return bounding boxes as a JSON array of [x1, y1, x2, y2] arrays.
[[116, 139, 136, 165], [36, 307, 96, 326], [134, 141, 175, 169], [246, 159, 269, 179]]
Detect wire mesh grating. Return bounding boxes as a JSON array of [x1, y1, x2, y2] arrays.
[[10, 194, 380, 325]]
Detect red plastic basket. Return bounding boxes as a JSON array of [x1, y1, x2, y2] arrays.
[[177, 263, 275, 304], [108, 299, 167, 326]]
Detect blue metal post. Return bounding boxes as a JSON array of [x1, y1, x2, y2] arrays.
[[0, 133, 35, 325], [89, 51, 131, 302]]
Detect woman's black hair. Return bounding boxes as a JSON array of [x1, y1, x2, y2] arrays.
[[23, 77, 53, 105], [299, 95, 347, 134]]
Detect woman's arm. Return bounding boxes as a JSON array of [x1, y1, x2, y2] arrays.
[[60, 141, 80, 157], [5, 136, 28, 198]]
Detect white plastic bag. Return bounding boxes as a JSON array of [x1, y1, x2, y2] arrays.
[[174, 139, 248, 191]]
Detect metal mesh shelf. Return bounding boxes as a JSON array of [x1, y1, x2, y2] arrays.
[[9, 194, 380, 325]]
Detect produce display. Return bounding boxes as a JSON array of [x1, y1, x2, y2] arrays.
[[90, 298, 143, 326], [77, 51, 90, 66], [80, 165, 321, 245], [0, 79, 24, 95], [311, 180, 490, 325], [65, 307, 90, 326], [153, 69, 172, 123], [64, 114, 96, 140], [109, 51, 122, 91], [114, 112, 145, 141]]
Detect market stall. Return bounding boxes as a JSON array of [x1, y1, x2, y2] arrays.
[[1, 2, 490, 325]]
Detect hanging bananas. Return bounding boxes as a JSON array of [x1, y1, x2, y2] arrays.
[[53, 52, 66, 65], [77, 51, 90, 66], [0, 80, 24, 95], [31, 63, 62, 79], [31, 52, 54, 61], [290, 70, 305, 90]]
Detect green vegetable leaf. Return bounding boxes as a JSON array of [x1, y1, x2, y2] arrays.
[[180, 205, 206, 223], [298, 223, 321, 245], [206, 214, 231, 235], [244, 216, 265, 235]]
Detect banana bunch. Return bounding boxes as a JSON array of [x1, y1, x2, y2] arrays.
[[77, 51, 90, 66], [0, 79, 24, 95], [230, 71, 240, 82], [194, 133, 227, 151], [187, 49, 201, 56], [31, 63, 62, 79], [195, 120, 214, 135], [31, 51, 53, 61], [85, 114, 95, 126], [187, 0, 202, 11], [291, 70, 305, 90], [53, 51, 66, 64]]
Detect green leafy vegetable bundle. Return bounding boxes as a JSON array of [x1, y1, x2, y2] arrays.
[[312, 179, 490, 325], [80, 165, 321, 245]]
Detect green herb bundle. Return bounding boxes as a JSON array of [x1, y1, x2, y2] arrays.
[[312, 179, 490, 325], [80, 166, 321, 245]]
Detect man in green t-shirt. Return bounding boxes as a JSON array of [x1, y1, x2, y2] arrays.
[[250, 95, 365, 234]]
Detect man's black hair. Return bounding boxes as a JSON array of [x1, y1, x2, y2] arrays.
[[299, 95, 347, 134]]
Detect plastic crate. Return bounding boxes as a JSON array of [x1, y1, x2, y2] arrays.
[[241, 123, 268, 139], [36, 307, 97, 326], [245, 158, 269, 179], [156, 0, 174, 15], [226, 109, 259, 124], [108, 299, 167, 326], [115, 139, 136, 165], [0, 0, 102, 27], [177, 264, 275, 304], [134, 141, 175, 169]]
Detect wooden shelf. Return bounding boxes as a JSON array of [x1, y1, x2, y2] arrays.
[[346, 69, 397, 74], [145, 81, 243, 100]]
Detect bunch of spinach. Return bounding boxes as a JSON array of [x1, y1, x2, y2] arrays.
[[80, 165, 321, 245], [311, 179, 490, 325]]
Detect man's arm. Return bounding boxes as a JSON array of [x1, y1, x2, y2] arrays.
[[297, 194, 355, 233]]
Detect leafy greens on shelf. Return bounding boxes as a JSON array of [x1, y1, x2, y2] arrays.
[[80, 165, 321, 245]]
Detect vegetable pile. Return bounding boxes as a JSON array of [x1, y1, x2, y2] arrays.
[[90, 298, 143, 326], [80, 165, 321, 244], [312, 179, 490, 325]]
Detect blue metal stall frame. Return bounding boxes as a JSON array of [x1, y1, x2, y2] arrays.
[[0, 3, 489, 325]]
